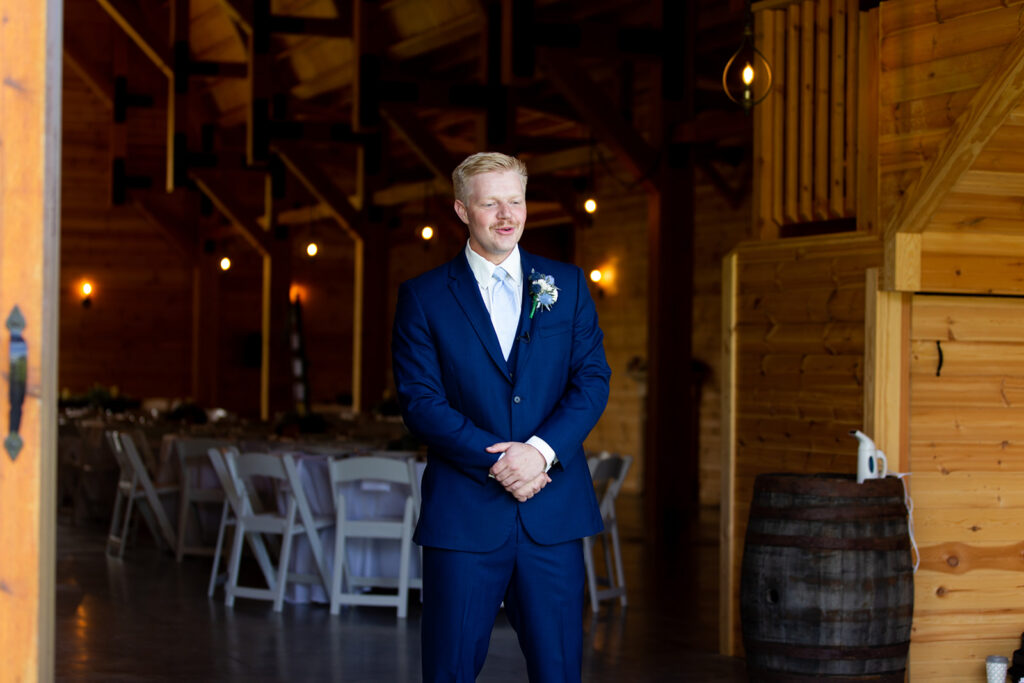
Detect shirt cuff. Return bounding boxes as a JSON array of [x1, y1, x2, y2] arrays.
[[527, 435, 557, 472]]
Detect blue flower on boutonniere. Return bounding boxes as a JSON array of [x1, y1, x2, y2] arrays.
[[528, 270, 559, 319]]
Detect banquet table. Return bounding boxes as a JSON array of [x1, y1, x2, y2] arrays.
[[156, 436, 424, 605]]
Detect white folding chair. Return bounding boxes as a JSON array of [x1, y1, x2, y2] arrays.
[[206, 446, 276, 598], [584, 452, 633, 612], [105, 430, 178, 559], [328, 455, 421, 618], [221, 451, 333, 611], [172, 437, 231, 562]]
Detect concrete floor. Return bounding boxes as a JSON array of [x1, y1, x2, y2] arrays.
[[55, 494, 748, 682]]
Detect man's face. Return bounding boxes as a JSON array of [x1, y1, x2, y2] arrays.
[[455, 170, 527, 265]]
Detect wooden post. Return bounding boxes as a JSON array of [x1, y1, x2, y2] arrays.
[[192, 250, 221, 407], [864, 268, 910, 474], [719, 251, 739, 657], [0, 0, 61, 679], [645, 0, 696, 547]]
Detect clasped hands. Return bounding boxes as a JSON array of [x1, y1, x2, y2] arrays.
[[488, 442, 550, 502]]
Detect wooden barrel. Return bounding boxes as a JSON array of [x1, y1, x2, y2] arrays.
[[740, 473, 914, 682]]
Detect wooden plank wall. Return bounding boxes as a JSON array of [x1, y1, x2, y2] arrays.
[[907, 294, 1024, 681], [720, 232, 882, 654], [878, 0, 1024, 232], [753, 0, 858, 237], [60, 66, 194, 402]]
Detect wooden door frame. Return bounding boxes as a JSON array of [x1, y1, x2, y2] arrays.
[[0, 0, 62, 678]]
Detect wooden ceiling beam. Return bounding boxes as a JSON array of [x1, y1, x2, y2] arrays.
[[63, 36, 114, 110], [215, 0, 351, 36], [886, 27, 1024, 237], [168, 0, 191, 192], [273, 142, 367, 241], [216, 0, 253, 33], [270, 15, 352, 37], [190, 170, 273, 256], [538, 49, 659, 191], [380, 104, 460, 181], [94, 0, 173, 79], [133, 191, 199, 263]]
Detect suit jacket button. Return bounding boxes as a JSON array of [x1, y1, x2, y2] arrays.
[[513, 395, 522, 404]]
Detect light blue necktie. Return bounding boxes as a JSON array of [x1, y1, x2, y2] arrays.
[[491, 267, 519, 360]]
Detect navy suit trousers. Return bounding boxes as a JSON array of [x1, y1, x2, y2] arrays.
[[421, 509, 585, 683]]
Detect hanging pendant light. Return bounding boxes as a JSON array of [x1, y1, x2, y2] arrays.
[[722, 8, 773, 113]]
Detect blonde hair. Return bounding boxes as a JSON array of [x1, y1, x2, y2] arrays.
[[452, 152, 528, 203]]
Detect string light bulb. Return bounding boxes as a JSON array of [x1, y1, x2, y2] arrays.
[[421, 225, 434, 241], [220, 257, 231, 271], [722, 14, 773, 113], [306, 242, 318, 257], [584, 198, 598, 214]]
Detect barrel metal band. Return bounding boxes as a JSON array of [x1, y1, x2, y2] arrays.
[[746, 638, 910, 661], [748, 503, 908, 521], [745, 532, 911, 551], [745, 665, 907, 683]]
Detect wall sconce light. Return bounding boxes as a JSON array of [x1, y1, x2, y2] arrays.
[[219, 257, 232, 271], [583, 197, 598, 214], [289, 283, 308, 303], [589, 268, 606, 299], [306, 242, 319, 257], [722, 8, 773, 113], [420, 225, 434, 241], [80, 281, 93, 309]]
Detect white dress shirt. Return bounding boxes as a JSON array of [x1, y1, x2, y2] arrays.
[[464, 242, 556, 472]]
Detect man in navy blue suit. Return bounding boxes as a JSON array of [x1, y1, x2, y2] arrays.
[[392, 151, 611, 682]]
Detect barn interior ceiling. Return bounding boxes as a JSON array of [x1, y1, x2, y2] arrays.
[[62, 0, 751, 251]]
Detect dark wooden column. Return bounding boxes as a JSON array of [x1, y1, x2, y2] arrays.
[[352, 0, 390, 413], [645, 0, 698, 545]]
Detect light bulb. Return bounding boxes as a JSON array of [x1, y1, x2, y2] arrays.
[[81, 282, 93, 296], [584, 198, 598, 214], [590, 269, 603, 283], [220, 257, 231, 271], [306, 242, 318, 257], [421, 226, 434, 240], [742, 63, 754, 86]]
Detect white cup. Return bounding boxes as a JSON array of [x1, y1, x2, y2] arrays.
[[987, 654, 1009, 683]]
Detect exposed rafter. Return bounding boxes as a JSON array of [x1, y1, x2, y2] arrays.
[[133, 191, 199, 263], [273, 142, 367, 241], [380, 104, 460, 182], [538, 49, 660, 192], [190, 170, 273, 256], [886, 27, 1024, 237], [94, 0, 173, 78]]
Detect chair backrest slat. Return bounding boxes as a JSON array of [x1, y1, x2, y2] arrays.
[[329, 455, 414, 487]]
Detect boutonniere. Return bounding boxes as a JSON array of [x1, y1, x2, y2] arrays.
[[528, 270, 559, 318]]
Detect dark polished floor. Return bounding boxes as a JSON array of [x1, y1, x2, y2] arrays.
[[55, 494, 748, 682]]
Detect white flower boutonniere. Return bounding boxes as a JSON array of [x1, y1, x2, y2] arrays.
[[528, 270, 559, 319]]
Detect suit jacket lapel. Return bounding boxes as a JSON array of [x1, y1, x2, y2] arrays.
[[515, 252, 537, 373], [448, 253, 512, 380]]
